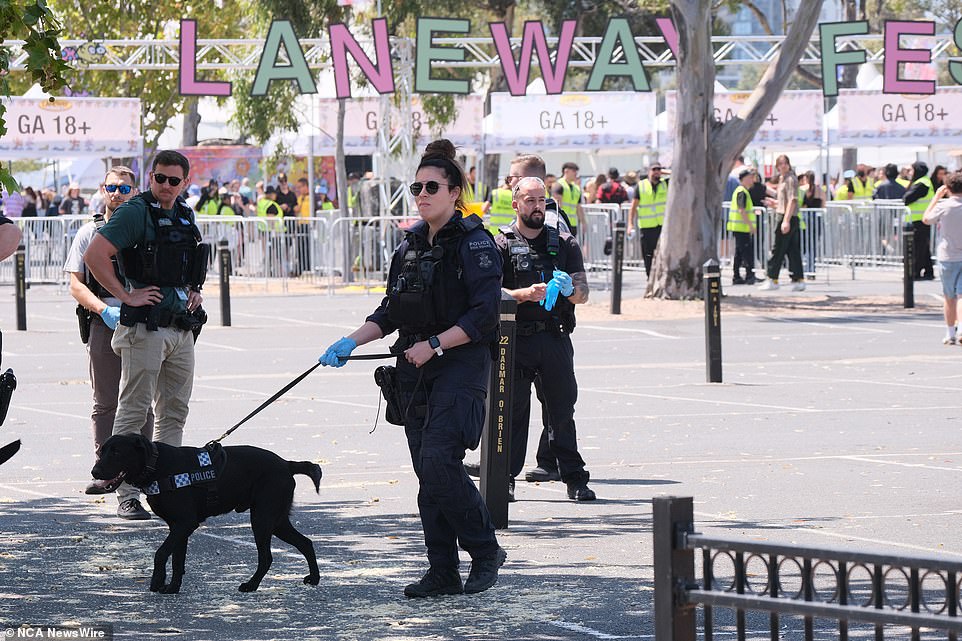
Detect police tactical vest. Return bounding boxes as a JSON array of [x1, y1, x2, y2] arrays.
[[120, 192, 210, 289], [85, 213, 122, 299], [387, 214, 487, 337], [500, 225, 576, 331]]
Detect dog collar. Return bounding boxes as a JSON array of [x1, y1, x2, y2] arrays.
[[128, 440, 160, 489]]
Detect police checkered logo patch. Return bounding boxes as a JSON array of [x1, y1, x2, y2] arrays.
[[197, 451, 212, 467], [173, 473, 192, 488], [145, 481, 161, 495]]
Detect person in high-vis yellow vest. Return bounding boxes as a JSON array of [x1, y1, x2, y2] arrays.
[[487, 185, 515, 232], [896, 165, 912, 189], [629, 163, 668, 277], [728, 169, 758, 285], [463, 166, 491, 219], [904, 160, 935, 280], [851, 165, 874, 199], [557, 162, 584, 237], [346, 172, 360, 214], [257, 186, 285, 232]]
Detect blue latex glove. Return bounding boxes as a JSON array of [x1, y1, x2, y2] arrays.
[[540, 279, 561, 311], [553, 270, 574, 297], [100, 306, 120, 330], [319, 337, 357, 368]]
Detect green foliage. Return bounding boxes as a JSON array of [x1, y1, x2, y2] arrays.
[[46, 1, 252, 149], [228, 75, 301, 146], [0, 0, 70, 190]]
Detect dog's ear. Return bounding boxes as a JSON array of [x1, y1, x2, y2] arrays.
[[131, 434, 152, 452]]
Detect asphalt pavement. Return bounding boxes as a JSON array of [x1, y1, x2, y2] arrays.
[[0, 266, 958, 640]]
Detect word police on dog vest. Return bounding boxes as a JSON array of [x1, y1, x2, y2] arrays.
[[144, 448, 224, 495]]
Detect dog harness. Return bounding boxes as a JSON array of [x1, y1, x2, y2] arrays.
[[141, 445, 227, 497]]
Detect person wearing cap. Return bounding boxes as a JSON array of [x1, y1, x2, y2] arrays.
[[630, 164, 668, 277], [556, 162, 585, 237], [835, 170, 856, 200], [64, 166, 154, 509], [904, 160, 936, 280], [59, 182, 87, 216], [728, 168, 759, 285]]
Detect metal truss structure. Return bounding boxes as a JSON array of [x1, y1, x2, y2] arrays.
[[4, 33, 959, 72]]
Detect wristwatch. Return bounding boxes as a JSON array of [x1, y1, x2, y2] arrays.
[[428, 335, 444, 357]]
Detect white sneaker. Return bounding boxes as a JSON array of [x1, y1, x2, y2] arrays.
[[791, 281, 806, 292], [944, 335, 957, 346], [757, 280, 778, 291]]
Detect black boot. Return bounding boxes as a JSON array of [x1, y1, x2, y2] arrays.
[[403, 567, 463, 598], [464, 547, 507, 594]]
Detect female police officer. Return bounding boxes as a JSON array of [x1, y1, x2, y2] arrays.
[[319, 139, 506, 598]]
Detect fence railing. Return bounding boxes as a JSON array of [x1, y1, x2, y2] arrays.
[[0, 202, 941, 288], [654, 496, 962, 641]]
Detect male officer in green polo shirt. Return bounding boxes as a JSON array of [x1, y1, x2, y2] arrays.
[[84, 150, 208, 520]]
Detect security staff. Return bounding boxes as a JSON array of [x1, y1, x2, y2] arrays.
[[630, 164, 668, 277], [64, 166, 154, 503], [557, 162, 585, 237], [499, 176, 596, 503], [487, 184, 515, 232], [84, 150, 208, 521], [319, 139, 506, 599], [728, 169, 758, 285], [904, 160, 935, 280]]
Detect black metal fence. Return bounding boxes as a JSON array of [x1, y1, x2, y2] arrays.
[[654, 496, 962, 641]]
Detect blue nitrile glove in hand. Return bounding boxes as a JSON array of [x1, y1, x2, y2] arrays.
[[552, 270, 574, 297], [319, 337, 357, 368], [100, 306, 120, 330], [540, 278, 561, 311]]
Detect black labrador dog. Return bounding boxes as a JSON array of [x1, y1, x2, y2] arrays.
[[92, 433, 322, 594]]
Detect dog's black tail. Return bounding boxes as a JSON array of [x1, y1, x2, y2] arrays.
[[289, 461, 322, 493]]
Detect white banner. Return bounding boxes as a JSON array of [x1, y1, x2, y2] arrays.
[[485, 92, 655, 152], [664, 90, 824, 148], [0, 97, 142, 158], [316, 96, 482, 153], [834, 88, 962, 146]]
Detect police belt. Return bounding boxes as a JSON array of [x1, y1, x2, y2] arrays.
[[516, 319, 564, 336]]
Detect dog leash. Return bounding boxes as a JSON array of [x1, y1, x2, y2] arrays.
[[207, 353, 396, 447]]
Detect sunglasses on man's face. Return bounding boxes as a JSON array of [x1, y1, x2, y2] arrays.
[[104, 184, 132, 195], [153, 173, 183, 187], [409, 181, 452, 197]]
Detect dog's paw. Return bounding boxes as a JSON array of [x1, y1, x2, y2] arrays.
[[158, 584, 181, 594], [238, 581, 259, 593], [303, 573, 320, 586]]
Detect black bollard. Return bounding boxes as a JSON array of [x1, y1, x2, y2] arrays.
[[703, 259, 722, 383], [903, 222, 914, 309], [218, 238, 232, 326], [611, 220, 625, 314], [481, 292, 517, 529], [15, 244, 26, 331]]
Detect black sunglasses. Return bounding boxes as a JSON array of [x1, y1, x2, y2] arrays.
[[409, 181, 453, 197], [153, 173, 184, 187], [104, 184, 132, 195]]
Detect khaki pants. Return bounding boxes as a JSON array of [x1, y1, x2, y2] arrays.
[[88, 319, 153, 459], [111, 323, 195, 503]]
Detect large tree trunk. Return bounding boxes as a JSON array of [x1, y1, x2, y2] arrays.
[[182, 97, 201, 147], [646, 0, 823, 299]]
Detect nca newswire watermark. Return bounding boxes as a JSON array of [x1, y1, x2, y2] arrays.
[[4, 626, 112, 640]]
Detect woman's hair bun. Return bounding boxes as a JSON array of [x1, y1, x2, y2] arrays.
[[423, 138, 457, 161]]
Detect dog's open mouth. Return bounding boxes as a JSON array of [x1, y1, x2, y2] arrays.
[[95, 471, 126, 492]]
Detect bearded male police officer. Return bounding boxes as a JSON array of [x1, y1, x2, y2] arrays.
[[84, 150, 209, 520], [498, 176, 595, 502]]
